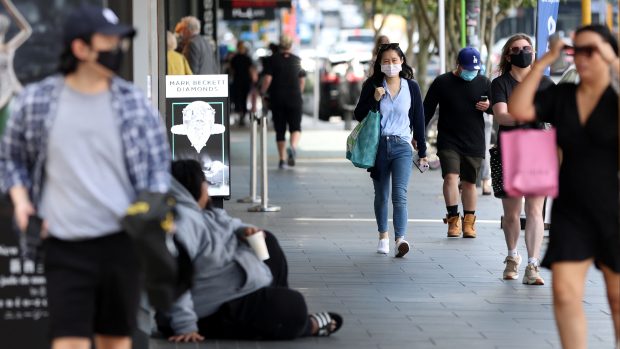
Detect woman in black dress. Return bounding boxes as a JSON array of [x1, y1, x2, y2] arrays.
[[508, 25, 619, 348]]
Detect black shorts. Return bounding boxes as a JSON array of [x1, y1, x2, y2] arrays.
[[44, 232, 141, 339], [271, 100, 302, 142], [437, 149, 482, 183]]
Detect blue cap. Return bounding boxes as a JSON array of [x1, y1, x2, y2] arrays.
[[63, 5, 136, 44], [457, 47, 481, 70]]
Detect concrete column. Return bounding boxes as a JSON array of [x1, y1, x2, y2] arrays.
[[132, 0, 161, 109]]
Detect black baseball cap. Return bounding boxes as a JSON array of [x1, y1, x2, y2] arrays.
[[63, 4, 136, 44]]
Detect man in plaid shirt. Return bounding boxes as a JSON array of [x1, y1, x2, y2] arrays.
[[0, 5, 170, 349]]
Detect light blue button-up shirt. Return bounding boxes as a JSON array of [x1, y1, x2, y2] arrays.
[[380, 78, 412, 142]]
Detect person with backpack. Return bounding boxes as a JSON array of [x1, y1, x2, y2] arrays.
[[0, 5, 170, 349]]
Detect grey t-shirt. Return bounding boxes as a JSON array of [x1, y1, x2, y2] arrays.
[[40, 84, 134, 240]]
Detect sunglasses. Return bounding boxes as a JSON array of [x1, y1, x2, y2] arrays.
[[570, 45, 598, 57], [508, 45, 533, 55], [380, 43, 400, 50]]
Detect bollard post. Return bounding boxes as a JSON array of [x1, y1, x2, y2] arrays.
[[237, 112, 260, 204], [249, 113, 281, 212], [343, 104, 355, 131]]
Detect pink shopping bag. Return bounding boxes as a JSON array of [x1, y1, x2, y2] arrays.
[[500, 128, 559, 198]]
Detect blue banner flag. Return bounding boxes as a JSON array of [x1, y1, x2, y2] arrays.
[[536, 0, 560, 75]]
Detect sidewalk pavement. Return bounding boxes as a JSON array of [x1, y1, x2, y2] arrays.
[[151, 116, 615, 349]]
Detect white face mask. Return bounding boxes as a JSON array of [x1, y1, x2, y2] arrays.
[[380, 64, 402, 77]]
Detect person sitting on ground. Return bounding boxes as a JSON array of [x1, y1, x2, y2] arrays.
[[159, 159, 343, 342]]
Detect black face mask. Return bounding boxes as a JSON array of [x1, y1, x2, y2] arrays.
[[96, 48, 124, 73], [509, 51, 532, 68]]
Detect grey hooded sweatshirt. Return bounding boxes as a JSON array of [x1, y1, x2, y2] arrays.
[[168, 178, 273, 334]]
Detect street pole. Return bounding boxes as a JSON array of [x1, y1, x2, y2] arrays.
[[582, 0, 591, 25], [466, 0, 481, 48], [598, 0, 606, 25], [460, 0, 466, 48], [312, 2, 320, 125], [439, 0, 446, 74]]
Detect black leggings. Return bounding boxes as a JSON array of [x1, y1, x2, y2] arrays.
[[271, 102, 302, 142], [197, 232, 312, 340]]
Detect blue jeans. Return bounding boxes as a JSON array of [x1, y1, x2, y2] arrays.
[[371, 136, 413, 239]]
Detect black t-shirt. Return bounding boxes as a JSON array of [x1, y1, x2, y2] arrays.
[[230, 53, 253, 88], [423, 72, 492, 157], [491, 72, 554, 140], [264, 52, 306, 101]]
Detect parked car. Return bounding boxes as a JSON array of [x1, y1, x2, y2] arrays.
[[334, 28, 375, 62], [318, 55, 367, 121]]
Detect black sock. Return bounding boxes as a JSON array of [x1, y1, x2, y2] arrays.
[[464, 210, 475, 216], [447, 205, 459, 217]]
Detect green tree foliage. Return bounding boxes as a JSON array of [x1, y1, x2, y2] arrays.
[[356, 0, 536, 93]]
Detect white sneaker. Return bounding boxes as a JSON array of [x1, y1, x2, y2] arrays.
[[376, 239, 389, 254], [395, 240, 410, 258]]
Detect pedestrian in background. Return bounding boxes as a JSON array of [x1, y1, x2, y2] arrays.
[[261, 35, 306, 169], [230, 40, 255, 126], [490, 33, 554, 285], [257, 42, 279, 115], [166, 31, 192, 75], [177, 16, 218, 74], [368, 35, 390, 76], [508, 24, 619, 349], [0, 5, 170, 349], [423, 47, 491, 239], [354, 43, 427, 258]]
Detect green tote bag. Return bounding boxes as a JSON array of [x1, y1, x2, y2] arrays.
[[346, 108, 381, 169]]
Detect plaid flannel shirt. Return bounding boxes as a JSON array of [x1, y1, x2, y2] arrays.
[[0, 75, 171, 206]]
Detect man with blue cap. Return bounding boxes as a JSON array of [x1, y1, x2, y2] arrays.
[[423, 47, 492, 239], [0, 4, 170, 349]]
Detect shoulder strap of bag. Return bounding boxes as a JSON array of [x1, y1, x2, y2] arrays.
[[370, 84, 381, 112]]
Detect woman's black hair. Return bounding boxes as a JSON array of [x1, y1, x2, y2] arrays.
[[368, 43, 414, 87], [58, 35, 91, 75], [575, 24, 618, 55], [171, 159, 207, 202]]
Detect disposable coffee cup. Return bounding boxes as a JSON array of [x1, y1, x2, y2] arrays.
[[247, 231, 270, 261]]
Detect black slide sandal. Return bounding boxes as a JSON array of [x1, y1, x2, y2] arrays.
[[310, 312, 343, 337]]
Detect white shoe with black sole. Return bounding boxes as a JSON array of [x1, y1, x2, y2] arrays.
[[395, 240, 410, 258]]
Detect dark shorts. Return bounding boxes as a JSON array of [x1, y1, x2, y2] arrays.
[[271, 99, 302, 142], [44, 232, 141, 339], [437, 149, 482, 184]]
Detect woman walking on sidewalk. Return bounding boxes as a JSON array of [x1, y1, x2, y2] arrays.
[[354, 43, 427, 258], [490, 34, 554, 285], [508, 25, 619, 348]]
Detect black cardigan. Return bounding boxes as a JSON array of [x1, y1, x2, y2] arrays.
[[353, 78, 427, 158]]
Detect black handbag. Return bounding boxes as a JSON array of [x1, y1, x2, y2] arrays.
[[489, 146, 507, 199], [122, 192, 192, 311]]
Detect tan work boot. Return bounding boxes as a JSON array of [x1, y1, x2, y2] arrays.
[[443, 215, 461, 237], [462, 214, 477, 238]]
